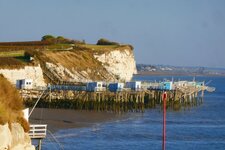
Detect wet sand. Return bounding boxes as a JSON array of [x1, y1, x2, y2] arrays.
[[29, 108, 127, 132]]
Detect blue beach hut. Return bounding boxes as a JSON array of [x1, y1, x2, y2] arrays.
[[86, 82, 104, 92], [108, 83, 124, 92], [125, 81, 142, 91], [159, 81, 173, 90]]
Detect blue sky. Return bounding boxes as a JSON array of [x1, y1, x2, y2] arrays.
[[1, 0, 225, 68]]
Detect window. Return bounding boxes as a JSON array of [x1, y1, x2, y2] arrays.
[[26, 82, 32, 85]]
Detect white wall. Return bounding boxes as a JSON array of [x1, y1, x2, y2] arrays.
[[0, 65, 46, 87]]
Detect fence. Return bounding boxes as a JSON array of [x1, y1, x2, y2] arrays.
[[29, 124, 47, 139]]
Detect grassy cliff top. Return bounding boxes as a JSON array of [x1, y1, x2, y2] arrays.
[[0, 43, 133, 67], [0, 36, 134, 70]]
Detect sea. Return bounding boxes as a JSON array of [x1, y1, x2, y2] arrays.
[[42, 75, 225, 150]]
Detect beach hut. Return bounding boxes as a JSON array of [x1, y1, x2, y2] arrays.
[[16, 79, 33, 89], [49, 85, 86, 91], [196, 82, 204, 87], [175, 81, 188, 87], [86, 81, 104, 92], [125, 81, 142, 91], [187, 81, 196, 86], [159, 81, 173, 90], [108, 83, 124, 92]]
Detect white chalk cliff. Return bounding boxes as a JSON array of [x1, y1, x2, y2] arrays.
[[0, 46, 137, 84], [44, 47, 137, 82], [94, 48, 137, 81], [0, 123, 35, 150], [0, 65, 46, 87]]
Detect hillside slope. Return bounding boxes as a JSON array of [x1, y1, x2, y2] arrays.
[[36, 45, 137, 83]]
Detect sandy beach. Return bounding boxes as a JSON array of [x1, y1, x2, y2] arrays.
[[29, 108, 127, 132]]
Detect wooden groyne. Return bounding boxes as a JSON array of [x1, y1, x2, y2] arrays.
[[23, 88, 203, 112]]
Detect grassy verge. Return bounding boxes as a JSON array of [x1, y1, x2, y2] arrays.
[[0, 50, 24, 57], [82, 44, 119, 51], [45, 44, 72, 50]]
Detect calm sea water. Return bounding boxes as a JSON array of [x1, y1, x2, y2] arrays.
[[42, 75, 225, 150]]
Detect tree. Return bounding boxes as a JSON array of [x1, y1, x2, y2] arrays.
[[96, 38, 119, 45], [41, 35, 55, 43], [56, 36, 66, 43]]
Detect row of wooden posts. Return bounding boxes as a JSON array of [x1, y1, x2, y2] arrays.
[[23, 89, 203, 112]]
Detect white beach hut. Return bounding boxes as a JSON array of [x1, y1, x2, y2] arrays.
[[16, 79, 33, 89]]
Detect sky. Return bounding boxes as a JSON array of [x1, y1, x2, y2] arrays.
[[0, 0, 225, 68]]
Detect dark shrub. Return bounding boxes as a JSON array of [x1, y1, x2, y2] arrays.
[[96, 38, 120, 45]]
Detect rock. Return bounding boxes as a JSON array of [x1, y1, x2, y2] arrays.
[[0, 123, 11, 150], [0, 123, 35, 150], [94, 49, 137, 81]]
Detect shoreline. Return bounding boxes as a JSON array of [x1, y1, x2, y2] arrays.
[[136, 71, 225, 77], [29, 108, 128, 133]]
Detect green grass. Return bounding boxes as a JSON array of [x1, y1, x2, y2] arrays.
[[45, 44, 72, 50], [0, 50, 24, 57], [83, 44, 119, 50], [0, 50, 31, 65]]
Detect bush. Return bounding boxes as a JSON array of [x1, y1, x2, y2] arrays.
[[41, 35, 55, 42], [41, 35, 85, 45], [24, 51, 33, 59], [70, 39, 86, 44], [0, 75, 29, 132], [96, 38, 120, 45]]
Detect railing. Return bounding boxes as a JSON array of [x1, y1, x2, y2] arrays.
[[94, 87, 106, 92], [29, 124, 47, 139]]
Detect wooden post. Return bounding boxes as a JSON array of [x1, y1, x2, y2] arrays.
[[38, 139, 42, 150], [162, 92, 167, 150], [49, 86, 52, 103], [201, 81, 205, 99]]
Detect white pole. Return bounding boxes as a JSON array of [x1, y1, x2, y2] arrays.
[[29, 89, 47, 117]]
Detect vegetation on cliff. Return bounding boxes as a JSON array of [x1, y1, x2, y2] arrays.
[[96, 38, 120, 45], [41, 35, 85, 45], [0, 75, 29, 132]]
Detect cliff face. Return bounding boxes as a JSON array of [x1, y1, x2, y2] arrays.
[[0, 65, 46, 87], [0, 123, 35, 150], [0, 45, 137, 85], [41, 45, 137, 83], [94, 48, 137, 81]]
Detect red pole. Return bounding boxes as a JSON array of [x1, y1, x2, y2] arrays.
[[162, 92, 167, 150]]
